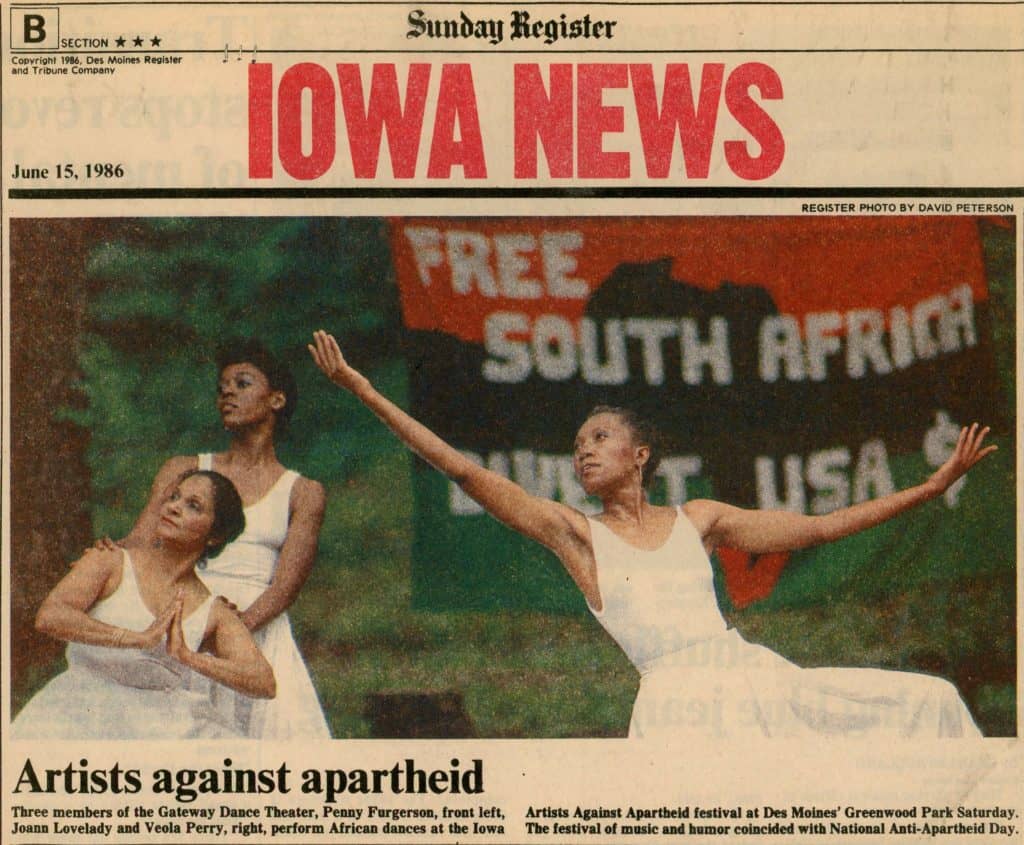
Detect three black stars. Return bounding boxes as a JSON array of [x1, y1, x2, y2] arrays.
[[115, 35, 161, 48]]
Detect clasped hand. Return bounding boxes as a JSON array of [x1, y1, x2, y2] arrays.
[[119, 590, 190, 658]]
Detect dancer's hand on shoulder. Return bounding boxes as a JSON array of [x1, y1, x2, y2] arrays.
[[90, 536, 120, 554], [309, 330, 364, 392], [927, 423, 997, 495], [216, 596, 240, 614], [72, 537, 120, 560]]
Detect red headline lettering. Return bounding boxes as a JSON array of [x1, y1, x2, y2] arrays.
[[248, 62, 784, 181]]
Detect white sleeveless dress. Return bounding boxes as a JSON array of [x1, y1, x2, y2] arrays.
[[587, 508, 982, 739], [196, 454, 330, 739], [12, 550, 233, 739]]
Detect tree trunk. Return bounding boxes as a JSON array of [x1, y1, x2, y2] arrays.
[[9, 219, 105, 704]]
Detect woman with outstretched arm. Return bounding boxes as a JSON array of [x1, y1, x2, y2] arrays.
[[311, 330, 994, 738]]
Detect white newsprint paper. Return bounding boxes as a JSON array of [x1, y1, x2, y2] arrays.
[[2, 2, 1021, 843]]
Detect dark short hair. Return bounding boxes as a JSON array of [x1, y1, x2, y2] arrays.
[[215, 338, 298, 429], [178, 469, 245, 559], [583, 406, 663, 489]]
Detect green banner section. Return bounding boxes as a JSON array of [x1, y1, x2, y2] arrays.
[[410, 442, 1015, 616]]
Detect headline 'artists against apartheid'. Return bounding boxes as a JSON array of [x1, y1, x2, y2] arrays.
[[12, 757, 483, 804]]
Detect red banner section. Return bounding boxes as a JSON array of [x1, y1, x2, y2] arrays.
[[393, 217, 989, 344]]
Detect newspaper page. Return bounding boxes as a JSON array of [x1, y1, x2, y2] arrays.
[[2, 2, 1021, 844]]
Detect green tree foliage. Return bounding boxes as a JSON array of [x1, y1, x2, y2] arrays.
[[65, 218, 399, 538]]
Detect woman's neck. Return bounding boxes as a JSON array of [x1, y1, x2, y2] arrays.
[[143, 543, 203, 585], [600, 486, 650, 527], [225, 426, 278, 468]]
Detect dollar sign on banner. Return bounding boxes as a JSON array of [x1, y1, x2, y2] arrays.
[[923, 411, 965, 507]]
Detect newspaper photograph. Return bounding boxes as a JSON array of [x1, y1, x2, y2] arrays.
[[2, 2, 1021, 843]]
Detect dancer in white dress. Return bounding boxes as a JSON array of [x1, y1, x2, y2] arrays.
[[14, 471, 275, 739], [311, 330, 992, 739], [194, 452, 328, 738], [121, 339, 329, 739], [587, 507, 979, 738]]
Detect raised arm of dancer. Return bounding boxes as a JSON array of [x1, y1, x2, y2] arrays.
[[237, 477, 325, 632], [309, 331, 588, 556], [168, 599, 276, 698], [687, 424, 996, 554], [36, 549, 177, 648]]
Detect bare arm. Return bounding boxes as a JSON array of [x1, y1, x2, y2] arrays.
[[238, 477, 325, 632], [169, 600, 276, 699], [36, 549, 177, 649], [690, 424, 997, 554], [309, 330, 587, 557], [120, 456, 198, 548]]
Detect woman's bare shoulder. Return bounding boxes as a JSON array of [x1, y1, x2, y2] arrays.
[[289, 475, 326, 513], [74, 546, 124, 571], [681, 499, 729, 537], [70, 547, 126, 598]]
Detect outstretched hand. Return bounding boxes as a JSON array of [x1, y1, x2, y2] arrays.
[[309, 330, 363, 392], [927, 423, 997, 496]]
